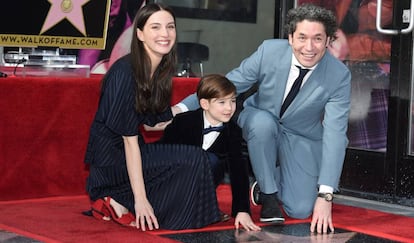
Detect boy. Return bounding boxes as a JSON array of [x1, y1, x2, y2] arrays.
[[160, 74, 260, 231]]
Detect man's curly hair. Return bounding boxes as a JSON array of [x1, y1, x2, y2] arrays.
[[285, 3, 338, 43]]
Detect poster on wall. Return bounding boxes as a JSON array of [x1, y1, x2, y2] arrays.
[[296, 0, 392, 151], [0, 0, 111, 49]]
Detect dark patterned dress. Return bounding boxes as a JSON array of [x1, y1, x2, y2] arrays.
[[84, 55, 221, 230]]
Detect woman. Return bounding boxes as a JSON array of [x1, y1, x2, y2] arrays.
[[84, 3, 221, 231]]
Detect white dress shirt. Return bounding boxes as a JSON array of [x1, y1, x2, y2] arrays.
[[202, 111, 223, 150], [282, 54, 316, 102]]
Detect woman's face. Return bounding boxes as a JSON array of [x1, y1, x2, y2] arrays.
[[137, 10, 176, 61]]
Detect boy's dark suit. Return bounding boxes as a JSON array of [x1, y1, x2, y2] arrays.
[[159, 108, 251, 217]]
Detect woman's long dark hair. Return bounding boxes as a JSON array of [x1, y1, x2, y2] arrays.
[[129, 3, 177, 114]]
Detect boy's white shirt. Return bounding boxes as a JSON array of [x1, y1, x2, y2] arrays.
[[202, 111, 223, 150]]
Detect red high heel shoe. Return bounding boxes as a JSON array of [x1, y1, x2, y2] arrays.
[[91, 197, 135, 227], [91, 199, 111, 221]]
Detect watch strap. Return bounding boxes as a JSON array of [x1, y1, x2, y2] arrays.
[[317, 192, 333, 202]]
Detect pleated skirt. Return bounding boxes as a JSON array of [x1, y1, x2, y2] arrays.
[[86, 143, 221, 230]]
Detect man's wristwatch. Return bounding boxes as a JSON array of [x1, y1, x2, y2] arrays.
[[318, 192, 334, 202]]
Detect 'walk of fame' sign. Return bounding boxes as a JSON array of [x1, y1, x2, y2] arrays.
[[0, 0, 111, 49]]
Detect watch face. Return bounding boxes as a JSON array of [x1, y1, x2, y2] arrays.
[[325, 193, 333, 201], [319, 193, 333, 201]]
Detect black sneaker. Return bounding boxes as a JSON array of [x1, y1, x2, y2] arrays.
[[259, 193, 285, 224], [250, 181, 261, 206]]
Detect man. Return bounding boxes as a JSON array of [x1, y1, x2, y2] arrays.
[[174, 4, 351, 233]]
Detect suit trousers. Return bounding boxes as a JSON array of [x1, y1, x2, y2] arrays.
[[237, 106, 318, 219], [206, 152, 225, 187]]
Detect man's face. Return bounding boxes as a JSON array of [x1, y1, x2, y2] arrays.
[[288, 20, 330, 68]]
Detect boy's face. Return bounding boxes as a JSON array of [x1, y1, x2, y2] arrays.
[[200, 93, 236, 125]]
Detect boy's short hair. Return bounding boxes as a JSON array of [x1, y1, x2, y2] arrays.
[[196, 74, 236, 100]]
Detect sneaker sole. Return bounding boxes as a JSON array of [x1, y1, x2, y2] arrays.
[[250, 181, 259, 206], [260, 217, 285, 224]]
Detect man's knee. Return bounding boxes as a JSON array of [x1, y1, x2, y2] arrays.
[[240, 110, 277, 139], [283, 201, 313, 219]]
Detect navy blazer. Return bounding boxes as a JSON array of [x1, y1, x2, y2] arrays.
[[159, 108, 251, 217]]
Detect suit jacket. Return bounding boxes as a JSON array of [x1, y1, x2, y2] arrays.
[[182, 39, 351, 191], [159, 108, 251, 217]]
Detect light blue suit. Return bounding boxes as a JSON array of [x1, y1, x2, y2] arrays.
[[182, 39, 351, 218]]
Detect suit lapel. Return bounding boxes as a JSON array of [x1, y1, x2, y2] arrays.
[[272, 51, 292, 117], [194, 109, 205, 145]]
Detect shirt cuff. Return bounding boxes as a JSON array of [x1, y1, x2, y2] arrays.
[[175, 103, 189, 112], [319, 185, 333, 193]]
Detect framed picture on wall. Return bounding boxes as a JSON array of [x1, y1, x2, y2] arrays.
[[151, 0, 257, 23], [0, 0, 111, 49]]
